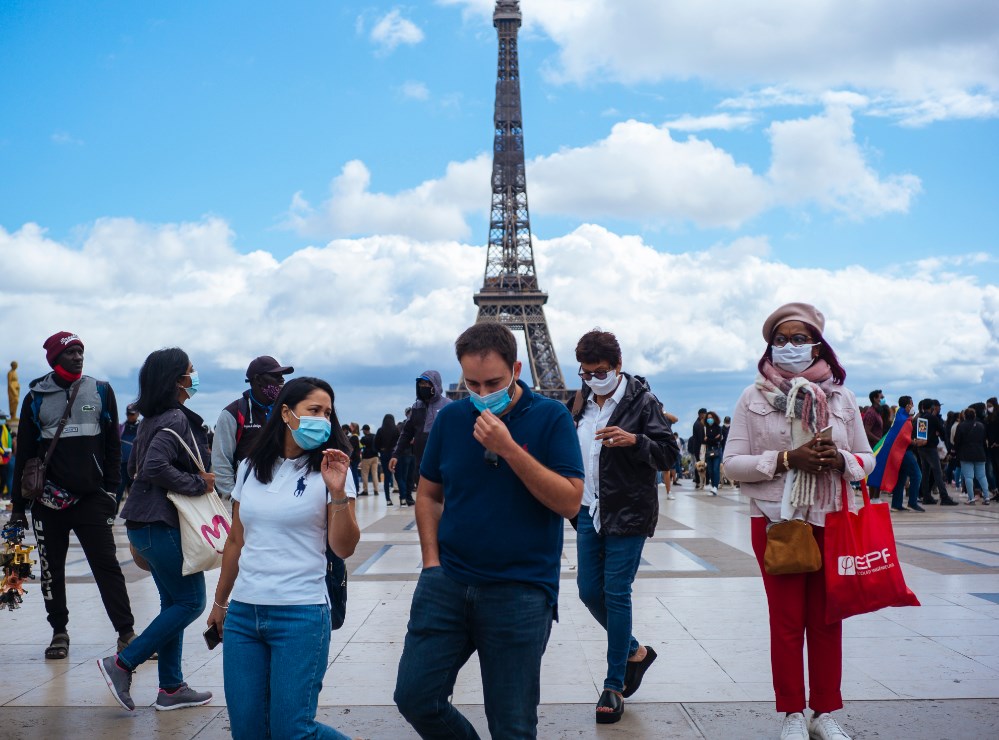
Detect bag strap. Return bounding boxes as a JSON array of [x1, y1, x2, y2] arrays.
[[160, 427, 206, 473], [41, 381, 82, 467], [840, 454, 872, 509]]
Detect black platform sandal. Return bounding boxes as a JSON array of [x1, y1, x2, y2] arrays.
[[45, 632, 70, 660], [623, 645, 658, 698], [595, 688, 623, 724]]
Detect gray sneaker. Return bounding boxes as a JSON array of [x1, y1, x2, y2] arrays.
[[98, 656, 135, 711], [155, 683, 213, 711]]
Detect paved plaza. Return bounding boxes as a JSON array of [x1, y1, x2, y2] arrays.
[[2, 482, 999, 739]]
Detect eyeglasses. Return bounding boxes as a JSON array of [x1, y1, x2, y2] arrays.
[[772, 334, 816, 347], [577, 366, 613, 381]]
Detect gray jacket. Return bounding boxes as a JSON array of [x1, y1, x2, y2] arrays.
[[119, 406, 210, 529]]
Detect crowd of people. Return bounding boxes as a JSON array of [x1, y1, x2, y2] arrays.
[[1, 306, 994, 740]]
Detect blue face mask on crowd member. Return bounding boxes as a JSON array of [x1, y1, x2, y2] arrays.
[[182, 371, 200, 399], [771, 343, 817, 374], [288, 411, 331, 450], [706, 418, 715, 426], [469, 376, 516, 415]]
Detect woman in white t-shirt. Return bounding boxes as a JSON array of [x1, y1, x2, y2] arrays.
[[207, 377, 360, 740]]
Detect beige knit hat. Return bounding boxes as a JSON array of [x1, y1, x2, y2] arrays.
[[761, 302, 825, 341]]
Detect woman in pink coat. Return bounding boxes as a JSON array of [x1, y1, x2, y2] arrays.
[[723, 303, 874, 740]]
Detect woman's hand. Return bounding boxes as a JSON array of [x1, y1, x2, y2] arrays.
[[595, 426, 637, 448], [321, 449, 351, 493], [788, 438, 843, 474], [200, 471, 216, 492], [207, 602, 227, 637]]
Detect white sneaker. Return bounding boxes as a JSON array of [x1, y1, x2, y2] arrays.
[[710, 485, 718, 494], [666, 493, 675, 500], [809, 713, 851, 740], [780, 712, 809, 739]]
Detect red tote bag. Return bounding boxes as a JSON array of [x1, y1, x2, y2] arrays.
[[824, 473, 919, 624]]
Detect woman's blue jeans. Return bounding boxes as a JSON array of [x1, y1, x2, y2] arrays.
[[575, 508, 646, 692], [706, 455, 721, 487], [224, 601, 349, 740], [379, 452, 395, 499], [118, 523, 206, 689], [960, 461, 989, 502]]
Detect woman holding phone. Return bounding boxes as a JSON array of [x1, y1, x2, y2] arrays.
[[206, 377, 361, 740], [723, 303, 873, 740]]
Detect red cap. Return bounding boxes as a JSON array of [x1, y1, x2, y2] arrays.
[[43, 332, 84, 368]]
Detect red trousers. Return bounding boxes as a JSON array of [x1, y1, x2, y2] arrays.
[[751, 516, 843, 714]]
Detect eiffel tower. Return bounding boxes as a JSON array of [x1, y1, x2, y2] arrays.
[[449, 0, 570, 401]]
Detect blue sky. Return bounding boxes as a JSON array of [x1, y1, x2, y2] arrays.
[[2, 1, 998, 430]]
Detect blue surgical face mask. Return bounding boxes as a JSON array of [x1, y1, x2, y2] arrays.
[[706, 418, 715, 426], [181, 371, 200, 399], [469, 376, 516, 415], [288, 410, 331, 450]]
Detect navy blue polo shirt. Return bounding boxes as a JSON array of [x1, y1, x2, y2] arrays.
[[420, 381, 584, 605]]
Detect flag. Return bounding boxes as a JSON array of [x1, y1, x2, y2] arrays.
[[868, 407, 912, 491]]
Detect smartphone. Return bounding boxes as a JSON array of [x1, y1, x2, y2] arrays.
[[816, 425, 833, 442], [203, 623, 222, 650]]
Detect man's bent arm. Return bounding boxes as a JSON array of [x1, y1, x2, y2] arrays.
[[414, 477, 444, 568], [502, 445, 583, 519]]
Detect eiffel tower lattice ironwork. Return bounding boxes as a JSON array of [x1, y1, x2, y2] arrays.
[[451, 0, 570, 401]]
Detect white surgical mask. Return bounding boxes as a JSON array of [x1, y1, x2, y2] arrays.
[[771, 344, 818, 374], [585, 371, 620, 396]]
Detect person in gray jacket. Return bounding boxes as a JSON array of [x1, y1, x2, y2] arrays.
[[389, 370, 450, 506], [211, 356, 293, 499]]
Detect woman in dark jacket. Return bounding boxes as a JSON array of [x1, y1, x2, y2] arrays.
[[703, 411, 724, 494], [99, 348, 214, 711], [374, 413, 400, 505], [985, 397, 999, 502], [955, 408, 990, 505], [570, 330, 678, 724]]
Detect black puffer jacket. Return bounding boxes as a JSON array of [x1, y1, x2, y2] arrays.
[[570, 374, 679, 537], [954, 419, 987, 463]]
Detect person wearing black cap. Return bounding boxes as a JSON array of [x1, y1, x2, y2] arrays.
[[211, 356, 293, 499], [116, 403, 141, 509], [9, 331, 136, 660]]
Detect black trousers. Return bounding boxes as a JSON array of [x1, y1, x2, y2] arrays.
[[31, 491, 134, 634], [917, 447, 952, 502]]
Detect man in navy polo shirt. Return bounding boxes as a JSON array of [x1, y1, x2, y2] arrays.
[[394, 322, 584, 739]]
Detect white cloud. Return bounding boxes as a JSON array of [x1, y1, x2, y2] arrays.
[[400, 80, 430, 101], [663, 113, 755, 132], [441, 0, 999, 124], [2, 218, 996, 422], [284, 105, 918, 238], [767, 105, 922, 217], [283, 156, 490, 241], [370, 9, 425, 53]]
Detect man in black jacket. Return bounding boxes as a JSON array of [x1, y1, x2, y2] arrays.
[[688, 408, 707, 489], [917, 399, 958, 506], [9, 332, 135, 659], [389, 370, 450, 506], [569, 330, 679, 724]]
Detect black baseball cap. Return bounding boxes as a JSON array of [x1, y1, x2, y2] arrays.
[[246, 356, 294, 382]]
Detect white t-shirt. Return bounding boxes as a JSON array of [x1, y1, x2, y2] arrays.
[[230, 456, 356, 606]]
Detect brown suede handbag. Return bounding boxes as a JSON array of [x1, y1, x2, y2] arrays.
[[763, 518, 822, 575], [21, 381, 82, 501]]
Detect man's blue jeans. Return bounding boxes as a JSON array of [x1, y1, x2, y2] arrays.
[[224, 601, 350, 740], [395, 454, 413, 500], [118, 523, 206, 689], [394, 566, 554, 739], [891, 450, 922, 509], [575, 508, 646, 692]]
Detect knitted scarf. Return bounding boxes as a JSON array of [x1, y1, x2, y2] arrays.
[[755, 359, 839, 511]]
